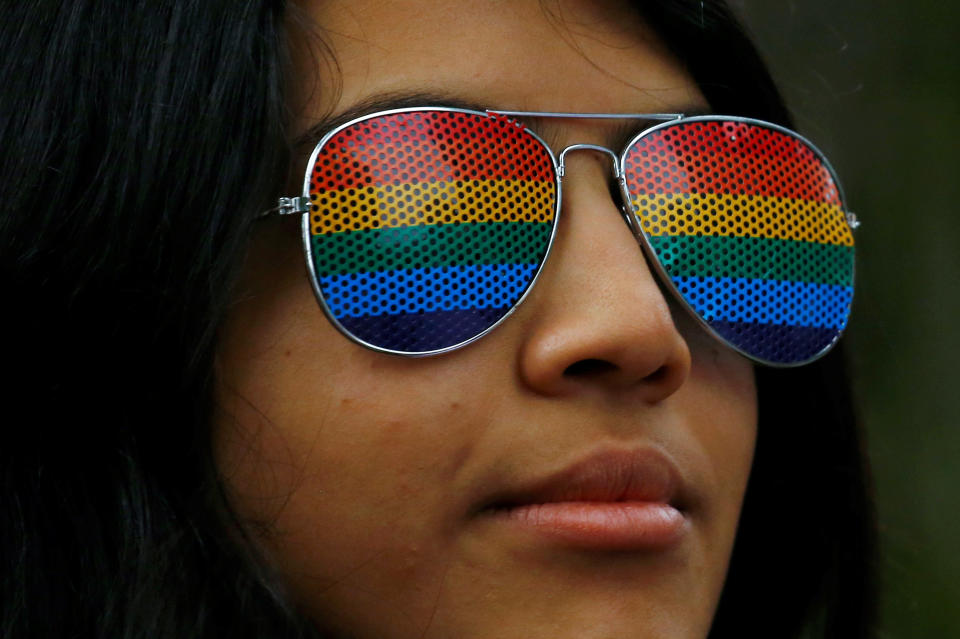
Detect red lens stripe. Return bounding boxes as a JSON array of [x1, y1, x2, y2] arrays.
[[624, 121, 840, 205], [311, 111, 554, 192]]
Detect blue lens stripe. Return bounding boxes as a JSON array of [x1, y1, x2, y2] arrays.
[[671, 275, 853, 329], [709, 321, 842, 364], [319, 263, 540, 318], [338, 308, 512, 352]]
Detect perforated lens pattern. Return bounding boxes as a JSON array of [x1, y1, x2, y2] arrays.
[[308, 110, 557, 352], [624, 120, 854, 364]]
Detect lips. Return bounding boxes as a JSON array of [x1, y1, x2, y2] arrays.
[[480, 448, 690, 550]]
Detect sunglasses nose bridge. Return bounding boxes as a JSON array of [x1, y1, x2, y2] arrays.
[[557, 144, 621, 179], [557, 143, 639, 234]]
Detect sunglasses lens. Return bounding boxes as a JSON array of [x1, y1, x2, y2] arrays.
[[307, 110, 557, 354], [623, 119, 855, 365]]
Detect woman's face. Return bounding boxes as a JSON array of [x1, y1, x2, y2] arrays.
[[215, 1, 757, 637]]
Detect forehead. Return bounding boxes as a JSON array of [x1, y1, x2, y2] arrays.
[[294, 0, 707, 120]]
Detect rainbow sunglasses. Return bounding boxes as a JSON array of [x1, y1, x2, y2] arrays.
[[268, 106, 858, 366]]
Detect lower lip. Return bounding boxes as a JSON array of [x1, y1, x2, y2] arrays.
[[489, 502, 687, 550]]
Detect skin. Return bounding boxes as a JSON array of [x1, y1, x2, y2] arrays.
[[215, 1, 758, 637]]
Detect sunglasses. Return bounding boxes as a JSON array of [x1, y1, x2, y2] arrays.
[[267, 106, 857, 366]]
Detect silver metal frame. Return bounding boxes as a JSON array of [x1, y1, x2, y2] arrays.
[[296, 106, 564, 358], [273, 106, 857, 365], [616, 115, 856, 368]]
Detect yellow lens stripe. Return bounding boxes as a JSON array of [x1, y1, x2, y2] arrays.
[[310, 179, 556, 235], [633, 192, 853, 247]]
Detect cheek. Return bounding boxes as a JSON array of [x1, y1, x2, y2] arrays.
[[674, 308, 758, 492], [212, 221, 499, 628], [214, 349, 489, 629], [683, 344, 758, 552]]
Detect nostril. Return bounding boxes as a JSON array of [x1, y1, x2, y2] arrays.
[[644, 365, 670, 384], [564, 358, 618, 377]]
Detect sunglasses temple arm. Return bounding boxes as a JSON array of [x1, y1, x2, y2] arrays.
[[259, 196, 310, 220]]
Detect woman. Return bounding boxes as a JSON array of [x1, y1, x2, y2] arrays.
[[1, 1, 876, 638]]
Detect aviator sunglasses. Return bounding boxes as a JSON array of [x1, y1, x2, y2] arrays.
[[267, 106, 858, 366]]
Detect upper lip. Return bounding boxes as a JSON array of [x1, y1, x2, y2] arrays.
[[480, 447, 688, 512]]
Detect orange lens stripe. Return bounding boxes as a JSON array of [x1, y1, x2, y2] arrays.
[[631, 192, 853, 246], [310, 179, 556, 235]]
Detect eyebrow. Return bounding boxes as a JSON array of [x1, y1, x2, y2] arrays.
[[293, 89, 714, 154]]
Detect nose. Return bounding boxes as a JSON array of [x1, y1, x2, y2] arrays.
[[517, 152, 692, 401]]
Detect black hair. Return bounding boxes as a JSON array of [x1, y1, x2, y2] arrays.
[[1, 1, 876, 638], [1, 1, 312, 636]]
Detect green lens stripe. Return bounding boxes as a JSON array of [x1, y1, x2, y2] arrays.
[[648, 235, 854, 286], [311, 221, 553, 277]]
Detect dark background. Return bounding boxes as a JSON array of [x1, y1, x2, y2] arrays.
[[734, 1, 960, 636]]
